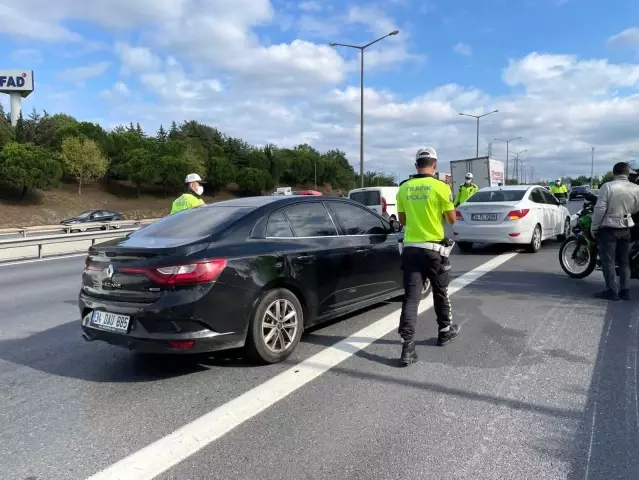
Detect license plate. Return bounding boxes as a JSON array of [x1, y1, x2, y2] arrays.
[[471, 213, 498, 221], [91, 311, 130, 333]]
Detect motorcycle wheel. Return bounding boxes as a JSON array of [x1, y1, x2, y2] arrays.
[[558, 236, 597, 279]]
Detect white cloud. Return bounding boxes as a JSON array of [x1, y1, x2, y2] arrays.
[[298, 1, 322, 12], [9, 49, 43, 64], [2, 1, 639, 179], [607, 27, 639, 50], [453, 42, 473, 56], [56, 62, 112, 84]]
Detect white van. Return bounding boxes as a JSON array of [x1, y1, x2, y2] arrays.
[[348, 186, 400, 220]]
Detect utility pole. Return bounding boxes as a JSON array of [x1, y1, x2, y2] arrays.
[[511, 150, 528, 183], [494, 137, 521, 181]]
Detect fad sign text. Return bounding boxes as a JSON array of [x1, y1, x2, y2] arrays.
[[0, 70, 34, 93]]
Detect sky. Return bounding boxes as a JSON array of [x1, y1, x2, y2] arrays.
[[1, 0, 639, 181]]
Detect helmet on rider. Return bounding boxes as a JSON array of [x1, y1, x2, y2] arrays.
[[464, 173, 473, 185]]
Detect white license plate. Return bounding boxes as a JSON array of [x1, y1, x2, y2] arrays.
[[91, 311, 130, 333], [471, 213, 498, 221]]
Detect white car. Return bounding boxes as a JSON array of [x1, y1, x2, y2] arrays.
[[452, 185, 572, 253], [348, 186, 400, 220]]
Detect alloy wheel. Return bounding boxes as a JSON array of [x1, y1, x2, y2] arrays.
[[533, 226, 541, 250], [261, 299, 299, 354]]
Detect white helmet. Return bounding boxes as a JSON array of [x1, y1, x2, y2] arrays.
[[465, 172, 473, 181], [184, 173, 205, 184]]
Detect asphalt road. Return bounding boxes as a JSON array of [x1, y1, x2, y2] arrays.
[[1, 199, 637, 480]]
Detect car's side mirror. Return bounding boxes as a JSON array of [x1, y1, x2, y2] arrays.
[[390, 219, 402, 232]]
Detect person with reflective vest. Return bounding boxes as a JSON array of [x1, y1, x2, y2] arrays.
[[453, 172, 478, 207], [550, 179, 568, 199], [396, 147, 461, 366], [170, 173, 206, 214]]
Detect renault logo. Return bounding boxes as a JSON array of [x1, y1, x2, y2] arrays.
[[106, 265, 114, 279]]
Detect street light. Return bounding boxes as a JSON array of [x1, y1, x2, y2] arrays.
[[512, 149, 528, 183], [494, 136, 521, 181], [330, 30, 400, 187], [459, 110, 499, 159]]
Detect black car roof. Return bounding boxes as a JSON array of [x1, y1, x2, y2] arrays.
[[204, 195, 340, 208]]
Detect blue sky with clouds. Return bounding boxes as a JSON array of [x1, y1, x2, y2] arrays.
[[1, 0, 639, 180]]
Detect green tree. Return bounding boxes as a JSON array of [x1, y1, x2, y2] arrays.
[[115, 148, 157, 196], [205, 145, 235, 194], [156, 125, 168, 143], [60, 136, 109, 194], [236, 167, 269, 195], [0, 141, 62, 198], [156, 145, 206, 197]]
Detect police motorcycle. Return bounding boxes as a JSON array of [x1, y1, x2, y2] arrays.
[[391, 218, 455, 299], [558, 190, 639, 279]]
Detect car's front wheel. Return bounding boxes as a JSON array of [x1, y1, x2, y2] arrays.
[[245, 288, 304, 364]]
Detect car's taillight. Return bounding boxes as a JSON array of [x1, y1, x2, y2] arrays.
[[381, 196, 387, 213], [455, 210, 463, 220], [507, 209, 529, 220], [121, 259, 227, 285]]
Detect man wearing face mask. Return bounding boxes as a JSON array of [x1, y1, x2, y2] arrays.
[[454, 172, 478, 207], [170, 173, 206, 214]]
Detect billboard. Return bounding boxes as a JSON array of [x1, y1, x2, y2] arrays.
[[0, 70, 34, 97]]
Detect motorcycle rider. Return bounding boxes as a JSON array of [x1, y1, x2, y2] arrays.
[[454, 172, 478, 207], [590, 162, 639, 301], [550, 178, 568, 201]]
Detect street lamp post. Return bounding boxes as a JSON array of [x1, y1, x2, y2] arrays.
[[590, 145, 595, 188], [330, 30, 400, 188], [459, 110, 499, 159], [494, 136, 521, 182], [512, 150, 528, 183]]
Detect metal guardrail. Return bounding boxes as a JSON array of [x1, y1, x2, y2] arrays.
[[0, 218, 159, 238], [0, 219, 159, 261]]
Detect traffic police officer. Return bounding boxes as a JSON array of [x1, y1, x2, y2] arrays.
[[170, 173, 206, 214], [396, 147, 461, 365], [454, 172, 478, 207], [550, 178, 568, 198]]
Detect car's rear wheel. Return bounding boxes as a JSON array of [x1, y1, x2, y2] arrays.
[[457, 241, 473, 253], [557, 217, 570, 242], [527, 224, 542, 253], [245, 288, 304, 364]]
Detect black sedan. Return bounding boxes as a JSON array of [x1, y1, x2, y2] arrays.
[[79, 196, 431, 364], [61, 210, 125, 232], [569, 186, 590, 201]]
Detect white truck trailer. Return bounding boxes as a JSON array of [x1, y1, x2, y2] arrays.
[[450, 156, 505, 196]]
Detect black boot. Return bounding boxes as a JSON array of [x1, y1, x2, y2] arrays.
[[619, 289, 630, 301], [400, 341, 418, 366], [593, 289, 619, 301], [437, 324, 461, 346]]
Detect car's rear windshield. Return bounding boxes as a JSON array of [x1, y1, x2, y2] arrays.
[[466, 190, 526, 202], [350, 191, 381, 206], [573, 186, 588, 191], [130, 206, 251, 240]]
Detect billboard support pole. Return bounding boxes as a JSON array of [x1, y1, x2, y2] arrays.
[[9, 92, 22, 126]]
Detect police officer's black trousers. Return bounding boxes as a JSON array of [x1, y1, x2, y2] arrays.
[[398, 246, 452, 342]]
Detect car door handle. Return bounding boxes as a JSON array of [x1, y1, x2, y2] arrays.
[[355, 247, 371, 255]]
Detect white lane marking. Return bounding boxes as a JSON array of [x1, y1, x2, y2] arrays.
[[0, 253, 85, 267], [87, 252, 518, 480]]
